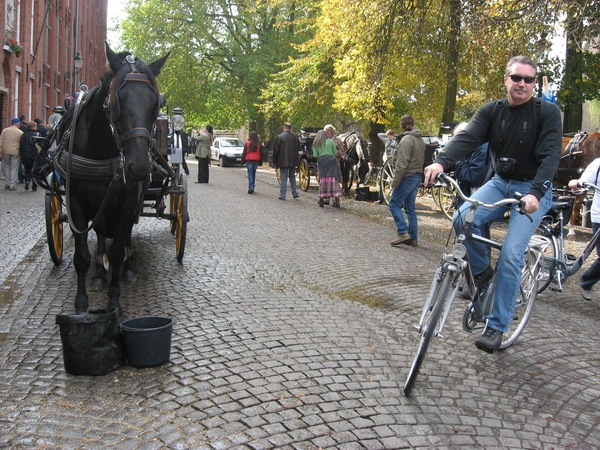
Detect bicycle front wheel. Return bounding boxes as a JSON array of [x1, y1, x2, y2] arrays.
[[499, 240, 542, 349], [379, 159, 394, 205], [531, 224, 559, 294], [404, 269, 453, 396]]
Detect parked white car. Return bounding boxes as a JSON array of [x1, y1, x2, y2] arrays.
[[211, 137, 245, 167]]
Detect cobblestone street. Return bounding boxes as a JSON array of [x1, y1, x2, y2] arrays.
[[0, 158, 598, 449]]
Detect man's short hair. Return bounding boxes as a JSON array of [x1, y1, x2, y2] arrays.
[[400, 114, 414, 127], [284, 122, 292, 130], [505, 56, 537, 76]]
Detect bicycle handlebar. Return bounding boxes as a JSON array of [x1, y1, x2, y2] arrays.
[[437, 173, 530, 219], [578, 181, 600, 193]]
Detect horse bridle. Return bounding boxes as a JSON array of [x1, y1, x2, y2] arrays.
[[104, 54, 161, 180]]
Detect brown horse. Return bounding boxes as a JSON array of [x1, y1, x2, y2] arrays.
[[554, 131, 600, 237]]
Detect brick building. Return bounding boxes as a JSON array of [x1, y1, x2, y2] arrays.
[[1, 0, 107, 129]]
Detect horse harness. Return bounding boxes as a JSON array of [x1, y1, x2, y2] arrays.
[[558, 131, 589, 180], [57, 54, 160, 234]]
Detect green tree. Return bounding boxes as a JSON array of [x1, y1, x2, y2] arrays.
[[119, 0, 316, 134]]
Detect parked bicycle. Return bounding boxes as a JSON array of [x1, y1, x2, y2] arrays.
[[403, 173, 549, 396], [534, 182, 600, 293]]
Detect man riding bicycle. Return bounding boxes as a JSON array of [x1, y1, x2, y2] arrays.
[[424, 55, 562, 353]]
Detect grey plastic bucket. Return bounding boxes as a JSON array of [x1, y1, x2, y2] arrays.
[[55, 307, 125, 376], [120, 316, 174, 367]]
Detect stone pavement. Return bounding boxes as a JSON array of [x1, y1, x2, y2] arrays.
[[0, 160, 598, 449]]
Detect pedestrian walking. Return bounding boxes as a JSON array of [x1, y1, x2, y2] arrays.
[[312, 130, 342, 207], [568, 158, 600, 301], [192, 125, 213, 183], [241, 131, 263, 194], [0, 118, 24, 190], [20, 121, 40, 191], [272, 122, 300, 200], [389, 114, 426, 247]]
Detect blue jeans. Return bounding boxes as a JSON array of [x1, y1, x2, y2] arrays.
[[246, 161, 259, 191], [580, 222, 600, 290], [453, 175, 552, 332], [279, 167, 298, 199], [388, 173, 422, 240]]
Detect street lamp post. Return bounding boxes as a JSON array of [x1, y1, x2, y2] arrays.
[[72, 52, 83, 97]]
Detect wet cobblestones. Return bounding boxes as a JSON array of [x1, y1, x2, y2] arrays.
[[0, 160, 598, 449]]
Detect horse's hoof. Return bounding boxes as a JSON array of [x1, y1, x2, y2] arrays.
[[91, 278, 107, 291], [122, 270, 136, 283]]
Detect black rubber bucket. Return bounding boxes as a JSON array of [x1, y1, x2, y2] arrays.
[[55, 307, 125, 376], [120, 316, 174, 368]]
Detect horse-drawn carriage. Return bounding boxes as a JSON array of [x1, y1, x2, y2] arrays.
[[276, 127, 371, 194], [296, 127, 321, 191], [38, 104, 189, 266], [33, 43, 187, 315]]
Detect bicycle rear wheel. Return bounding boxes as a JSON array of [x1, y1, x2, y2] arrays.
[[404, 269, 453, 396], [500, 240, 542, 349]]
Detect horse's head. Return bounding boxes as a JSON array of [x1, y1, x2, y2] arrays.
[[104, 42, 169, 182]]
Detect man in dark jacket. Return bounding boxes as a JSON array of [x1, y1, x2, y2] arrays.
[[424, 55, 562, 353], [273, 122, 300, 200]]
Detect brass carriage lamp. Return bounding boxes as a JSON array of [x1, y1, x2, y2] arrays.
[[170, 107, 186, 164], [171, 107, 185, 131]]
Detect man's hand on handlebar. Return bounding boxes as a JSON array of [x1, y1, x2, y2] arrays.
[[423, 163, 444, 186], [520, 194, 539, 215]]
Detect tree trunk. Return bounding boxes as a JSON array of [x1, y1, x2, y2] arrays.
[[562, 14, 584, 134], [440, 0, 461, 135]]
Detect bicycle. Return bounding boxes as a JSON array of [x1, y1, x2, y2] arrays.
[[534, 181, 600, 293], [403, 173, 549, 396]]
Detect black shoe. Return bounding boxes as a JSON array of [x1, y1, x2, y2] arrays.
[[475, 327, 503, 353], [474, 266, 493, 294], [25, 182, 29, 190], [581, 287, 593, 301], [319, 198, 324, 207], [400, 238, 417, 246], [32, 184, 37, 192], [333, 198, 340, 207], [248, 189, 254, 194], [293, 194, 299, 199]]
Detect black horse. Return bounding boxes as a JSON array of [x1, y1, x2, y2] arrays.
[[339, 132, 369, 198], [55, 42, 168, 314]]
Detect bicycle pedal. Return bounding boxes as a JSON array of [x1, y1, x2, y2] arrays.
[[566, 253, 576, 261]]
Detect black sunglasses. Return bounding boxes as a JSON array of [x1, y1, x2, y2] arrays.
[[508, 74, 536, 84]]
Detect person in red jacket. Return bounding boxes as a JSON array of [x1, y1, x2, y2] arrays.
[[241, 131, 263, 194]]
